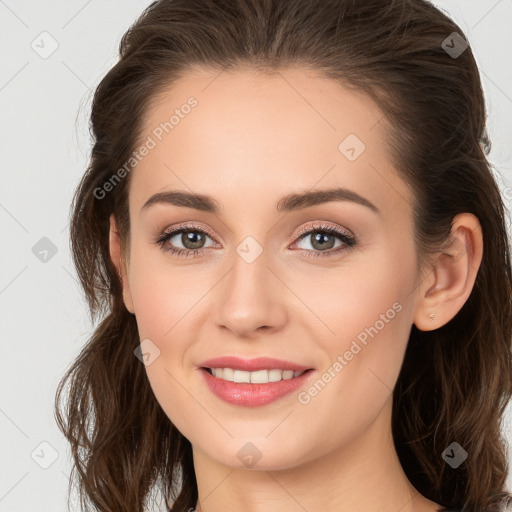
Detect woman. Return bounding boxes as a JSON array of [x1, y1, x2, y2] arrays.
[[54, 1, 512, 511]]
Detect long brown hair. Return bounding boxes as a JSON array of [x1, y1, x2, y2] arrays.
[[54, 1, 512, 510]]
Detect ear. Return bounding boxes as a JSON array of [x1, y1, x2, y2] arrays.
[[109, 214, 135, 314], [413, 213, 483, 331]]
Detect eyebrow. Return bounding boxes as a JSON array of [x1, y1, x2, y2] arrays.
[[141, 187, 380, 215]]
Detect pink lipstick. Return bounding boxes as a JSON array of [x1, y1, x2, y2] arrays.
[[198, 356, 315, 407]]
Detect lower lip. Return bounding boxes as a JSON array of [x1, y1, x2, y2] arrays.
[[200, 368, 315, 407]]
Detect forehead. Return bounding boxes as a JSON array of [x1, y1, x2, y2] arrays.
[[141, 65, 386, 154], [129, 66, 411, 218]]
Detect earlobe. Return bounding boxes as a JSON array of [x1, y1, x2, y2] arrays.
[[109, 214, 135, 314], [413, 213, 483, 331]]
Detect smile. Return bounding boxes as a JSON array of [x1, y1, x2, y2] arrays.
[[200, 367, 315, 407]]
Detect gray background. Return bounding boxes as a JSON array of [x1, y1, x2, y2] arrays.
[[0, 1, 511, 510]]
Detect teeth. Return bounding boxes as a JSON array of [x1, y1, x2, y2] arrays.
[[210, 368, 306, 383]]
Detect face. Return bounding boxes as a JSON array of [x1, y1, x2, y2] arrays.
[[114, 66, 423, 470]]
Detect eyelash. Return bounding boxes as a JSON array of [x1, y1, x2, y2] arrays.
[[154, 222, 357, 260]]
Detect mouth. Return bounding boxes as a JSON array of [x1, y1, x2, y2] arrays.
[[200, 366, 316, 407]]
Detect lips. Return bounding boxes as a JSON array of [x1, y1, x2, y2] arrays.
[[201, 367, 315, 406], [198, 356, 315, 407]]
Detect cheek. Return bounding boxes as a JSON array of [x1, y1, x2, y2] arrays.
[[306, 242, 416, 396], [127, 244, 204, 338], [127, 255, 204, 434], [293, 263, 415, 446], [296, 247, 414, 351]]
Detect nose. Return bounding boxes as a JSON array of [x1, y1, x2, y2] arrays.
[[213, 247, 288, 339]]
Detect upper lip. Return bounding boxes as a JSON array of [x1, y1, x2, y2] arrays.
[[199, 356, 312, 372]]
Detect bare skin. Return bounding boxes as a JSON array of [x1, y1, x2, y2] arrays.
[[109, 66, 483, 512]]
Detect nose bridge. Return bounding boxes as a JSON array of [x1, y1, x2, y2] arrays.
[[214, 235, 286, 335]]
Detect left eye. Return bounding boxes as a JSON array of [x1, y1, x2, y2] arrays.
[[294, 230, 349, 252]]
